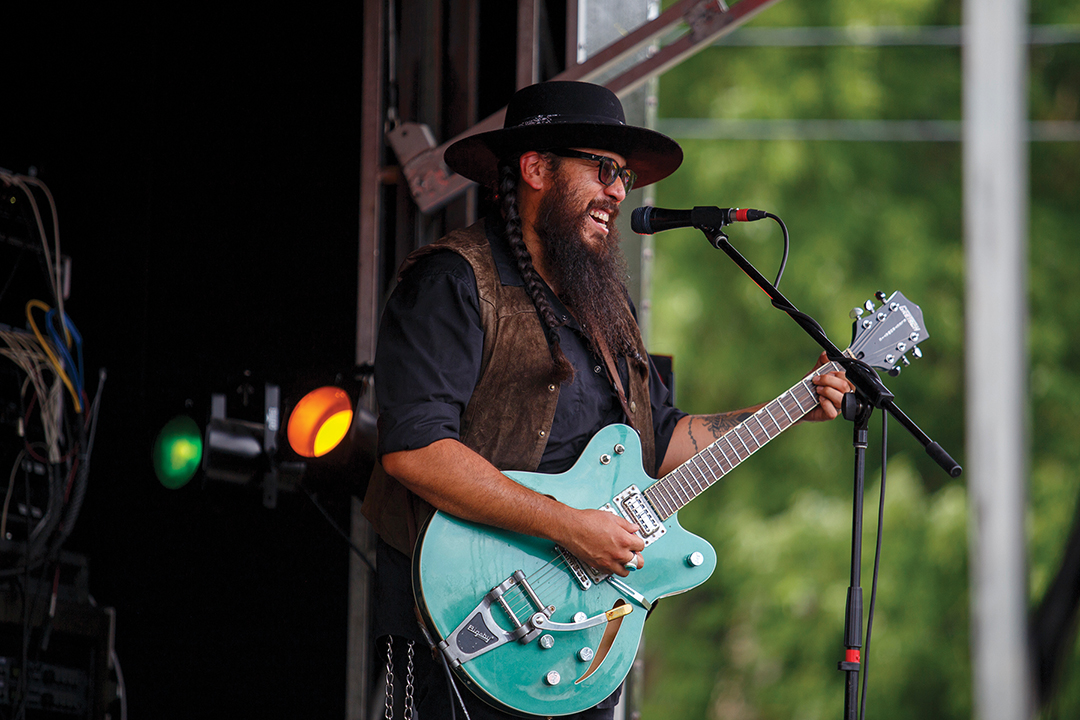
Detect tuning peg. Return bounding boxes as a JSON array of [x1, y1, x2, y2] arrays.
[[901, 356, 912, 367], [875, 291, 888, 303], [888, 366, 902, 377], [913, 347, 923, 359], [864, 299, 875, 312], [850, 307, 864, 320]]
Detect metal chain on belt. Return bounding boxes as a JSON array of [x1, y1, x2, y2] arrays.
[[384, 636, 395, 720], [384, 637, 416, 720], [403, 640, 415, 720]]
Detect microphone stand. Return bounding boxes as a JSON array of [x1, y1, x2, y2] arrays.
[[697, 224, 962, 720]]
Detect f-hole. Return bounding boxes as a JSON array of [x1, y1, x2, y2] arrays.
[[575, 600, 627, 684]]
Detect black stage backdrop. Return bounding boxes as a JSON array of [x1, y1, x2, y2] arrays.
[[5, 7, 365, 718]]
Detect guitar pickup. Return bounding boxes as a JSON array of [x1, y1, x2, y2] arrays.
[[607, 485, 666, 546]]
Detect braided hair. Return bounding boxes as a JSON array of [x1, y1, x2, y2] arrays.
[[497, 158, 575, 384]]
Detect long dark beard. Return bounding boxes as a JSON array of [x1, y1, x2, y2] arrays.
[[534, 174, 642, 361]]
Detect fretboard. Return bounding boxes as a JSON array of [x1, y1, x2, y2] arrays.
[[644, 360, 843, 520]]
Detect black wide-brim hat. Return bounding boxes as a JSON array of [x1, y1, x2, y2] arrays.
[[444, 81, 683, 190]]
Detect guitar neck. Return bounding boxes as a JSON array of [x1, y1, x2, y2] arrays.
[[644, 360, 845, 521]]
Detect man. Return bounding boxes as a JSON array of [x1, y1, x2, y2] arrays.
[[363, 81, 851, 719]]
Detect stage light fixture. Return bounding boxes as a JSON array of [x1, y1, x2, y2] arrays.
[[151, 367, 377, 506]]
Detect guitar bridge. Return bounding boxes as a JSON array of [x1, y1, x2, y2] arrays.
[[437, 570, 553, 668]]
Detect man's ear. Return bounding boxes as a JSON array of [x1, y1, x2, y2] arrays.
[[519, 151, 548, 191]]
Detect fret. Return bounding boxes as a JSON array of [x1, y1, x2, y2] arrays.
[[735, 427, 753, 456], [754, 414, 772, 439], [671, 473, 693, 505], [764, 405, 782, 433], [672, 471, 694, 504], [777, 394, 795, 423], [702, 444, 725, 475], [790, 386, 811, 413], [652, 481, 678, 509], [713, 442, 734, 472], [664, 477, 688, 507], [683, 471, 702, 499], [686, 457, 709, 492]]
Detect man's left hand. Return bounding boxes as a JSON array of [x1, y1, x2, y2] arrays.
[[803, 351, 854, 422]]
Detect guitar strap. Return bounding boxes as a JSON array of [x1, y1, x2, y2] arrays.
[[595, 334, 638, 433]]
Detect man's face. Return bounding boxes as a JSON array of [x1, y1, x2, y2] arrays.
[[543, 147, 630, 249]]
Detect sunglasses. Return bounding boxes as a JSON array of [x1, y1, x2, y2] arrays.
[[546, 149, 637, 194]]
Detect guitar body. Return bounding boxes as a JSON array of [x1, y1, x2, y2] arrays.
[[413, 424, 717, 717]]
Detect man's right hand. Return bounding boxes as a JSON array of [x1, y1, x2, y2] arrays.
[[556, 508, 645, 578]]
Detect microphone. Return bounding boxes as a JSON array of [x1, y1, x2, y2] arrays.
[[631, 205, 768, 235]]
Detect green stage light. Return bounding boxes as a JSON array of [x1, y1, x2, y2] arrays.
[[153, 415, 203, 489]]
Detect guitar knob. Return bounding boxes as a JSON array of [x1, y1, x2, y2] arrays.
[[540, 634, 555, 649], [545, 671, 562, 686], [686, 551, 705, 567], [573, 612, 588, 624], [578, 647, 595, 662]]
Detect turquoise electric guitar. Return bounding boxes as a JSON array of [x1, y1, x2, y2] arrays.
[[413, 291, 927, 717]]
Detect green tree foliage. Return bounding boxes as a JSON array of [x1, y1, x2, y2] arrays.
[[642, 1, 1080, 718]]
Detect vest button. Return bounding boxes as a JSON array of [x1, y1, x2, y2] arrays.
[[548, 384, 556, 392], [630, 401, 637, 413], [539, 430, 546, 438], [594, 365, 602, 374]]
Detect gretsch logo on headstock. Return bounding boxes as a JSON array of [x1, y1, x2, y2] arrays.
[[875, 305, 921, 345]]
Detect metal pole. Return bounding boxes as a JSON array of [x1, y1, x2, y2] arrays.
[[963, 0, 1033, 717]]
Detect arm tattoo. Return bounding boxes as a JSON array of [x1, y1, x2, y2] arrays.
[[700, 411, 754, 439]]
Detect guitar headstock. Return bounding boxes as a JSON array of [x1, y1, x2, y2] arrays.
[[847, 291, 929, 375]]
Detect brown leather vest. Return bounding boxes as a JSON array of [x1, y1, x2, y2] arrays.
[[361, 221, 655, 557]]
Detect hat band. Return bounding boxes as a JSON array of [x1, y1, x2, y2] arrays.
[[514, 112, 626, 128]]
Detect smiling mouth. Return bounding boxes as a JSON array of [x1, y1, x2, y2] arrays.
[[588, 208, 611, 233]]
